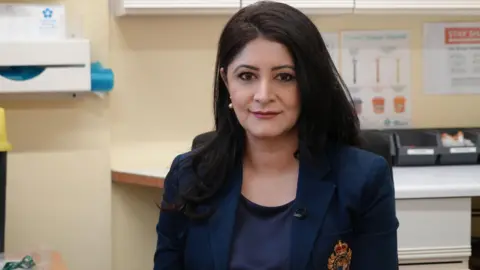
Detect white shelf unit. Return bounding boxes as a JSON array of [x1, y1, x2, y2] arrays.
[[111, 0, 480, 15], [240, 0, 355, 14], [354, 0, 480, 15], [112, 0, 241, 16]]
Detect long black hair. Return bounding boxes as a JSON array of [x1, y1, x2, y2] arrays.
[[169, 1, 360, 218]]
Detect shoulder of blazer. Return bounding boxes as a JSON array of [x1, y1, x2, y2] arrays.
[[330, 145, 389, 172], [162, 151, 197, 204], [325, 145, 391, 206]]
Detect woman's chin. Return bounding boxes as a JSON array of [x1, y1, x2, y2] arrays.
[[246, 129, 287, 140]]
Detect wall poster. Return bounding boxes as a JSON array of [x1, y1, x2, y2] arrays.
[[340, 30, 412, 129], [423, 22, 480, 94], [322, 32, 340, 68]]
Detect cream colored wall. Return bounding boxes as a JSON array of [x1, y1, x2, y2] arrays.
[[2, 1, 480, 270], [109, 15, 231, 270], [110, 14, 480, 270], [0, 0, 111, 270], [109, 14, 480, 172]]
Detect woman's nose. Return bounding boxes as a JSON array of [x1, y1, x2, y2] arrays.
[[253, 79, 274, 103]]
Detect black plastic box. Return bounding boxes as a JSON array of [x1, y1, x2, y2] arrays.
[[436, 128, 480, 165], [360, 129, 395, 168], [391, 129, 439, 166], [469, 128, 480, 164]]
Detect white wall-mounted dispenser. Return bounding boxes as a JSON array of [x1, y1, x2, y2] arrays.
[[0, 39, 91, 94]]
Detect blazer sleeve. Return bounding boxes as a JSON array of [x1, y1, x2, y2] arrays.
[[153, 155, 188, 270], [350, 156, 399, 269]]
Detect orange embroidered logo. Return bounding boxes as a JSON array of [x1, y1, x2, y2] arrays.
[[328, 240, 352, 270]]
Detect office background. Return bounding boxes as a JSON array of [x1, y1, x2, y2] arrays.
[[0, 0, 479, 269]]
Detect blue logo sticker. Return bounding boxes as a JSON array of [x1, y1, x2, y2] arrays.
[[384, 118, 391, 127], [42, 8, 53, 19]]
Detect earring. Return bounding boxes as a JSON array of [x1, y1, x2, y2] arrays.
[[228, 103, 233, 109]]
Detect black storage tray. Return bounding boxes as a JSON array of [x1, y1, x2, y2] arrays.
[[392, 129, 439, 166], [469, 128, 480, 164], [436, 128, 480, 165], [360, 129, 395, 167], [381, 129, 399, 165]]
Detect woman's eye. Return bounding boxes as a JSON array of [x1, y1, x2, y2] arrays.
[[276, 73, 295, 82], [238, 72, 255, 81]]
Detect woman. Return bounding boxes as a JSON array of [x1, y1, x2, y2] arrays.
[[154, 1, 399, 269]]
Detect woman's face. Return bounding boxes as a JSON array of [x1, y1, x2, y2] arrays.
[[223, 37, 300, 139]]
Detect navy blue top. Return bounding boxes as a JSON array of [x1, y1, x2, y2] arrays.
[[229, 195, 295, 270]]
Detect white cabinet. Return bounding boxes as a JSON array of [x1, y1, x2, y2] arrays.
[[111, 0, 480, 16], [396, 198, 471, 270], [393, 166, 476, 270], [240, 0, 355, 14], [112, 0, 241, 16], [354, 0, 480, 15], [399, 263, 468, 269]]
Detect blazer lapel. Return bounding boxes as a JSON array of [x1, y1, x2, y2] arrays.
[[291, 146, 336, 270], [208, 164, 242, 270]]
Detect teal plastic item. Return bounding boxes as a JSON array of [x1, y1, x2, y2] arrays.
[[2, 255, 36, 270], [0, 66, 45, 81], [90, 61, 114, 92], [0, 62, 114, 92]]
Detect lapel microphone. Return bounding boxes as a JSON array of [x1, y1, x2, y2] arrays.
[[293, 207, 307, 220]]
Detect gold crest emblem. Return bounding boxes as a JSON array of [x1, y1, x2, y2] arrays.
[[328, 240, 352, 270]]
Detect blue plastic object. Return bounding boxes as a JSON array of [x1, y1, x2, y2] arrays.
[[0, 66, 45, 81], [90, 61, 114, 92], [0, 62, 114, 92]]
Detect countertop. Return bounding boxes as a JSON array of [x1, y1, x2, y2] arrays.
[[392, 165, 480, 199], [112, 165, 480, 199]]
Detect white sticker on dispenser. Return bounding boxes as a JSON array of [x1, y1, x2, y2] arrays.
[[0, 4, 66, 41]]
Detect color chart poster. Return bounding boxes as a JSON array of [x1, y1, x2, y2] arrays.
[[322, 32, 340, 68], [341, 30, 412, 129]]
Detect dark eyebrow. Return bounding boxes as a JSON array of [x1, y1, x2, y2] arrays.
[[272, 65, 295, 71], [233, 64, 295, 73], [233, 65, 258, 73]]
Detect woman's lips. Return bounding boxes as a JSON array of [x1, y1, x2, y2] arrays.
[[251, 111, 280, 119]]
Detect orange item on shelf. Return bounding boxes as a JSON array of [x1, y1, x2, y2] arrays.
[[372, 97, 385, 114], [394, 96, 406, 113]]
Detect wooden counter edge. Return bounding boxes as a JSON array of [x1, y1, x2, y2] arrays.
[[111, 170, 165, 188]]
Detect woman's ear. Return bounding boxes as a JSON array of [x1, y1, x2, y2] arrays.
[[220, 68, 228, 87]]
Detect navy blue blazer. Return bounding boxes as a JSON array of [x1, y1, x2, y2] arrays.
[[154, 144, 399, 270]]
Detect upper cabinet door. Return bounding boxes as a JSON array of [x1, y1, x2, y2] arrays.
[[240, 0, 355, 14], [113, 0, 241, 16], [354, 0, 480, 14]]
